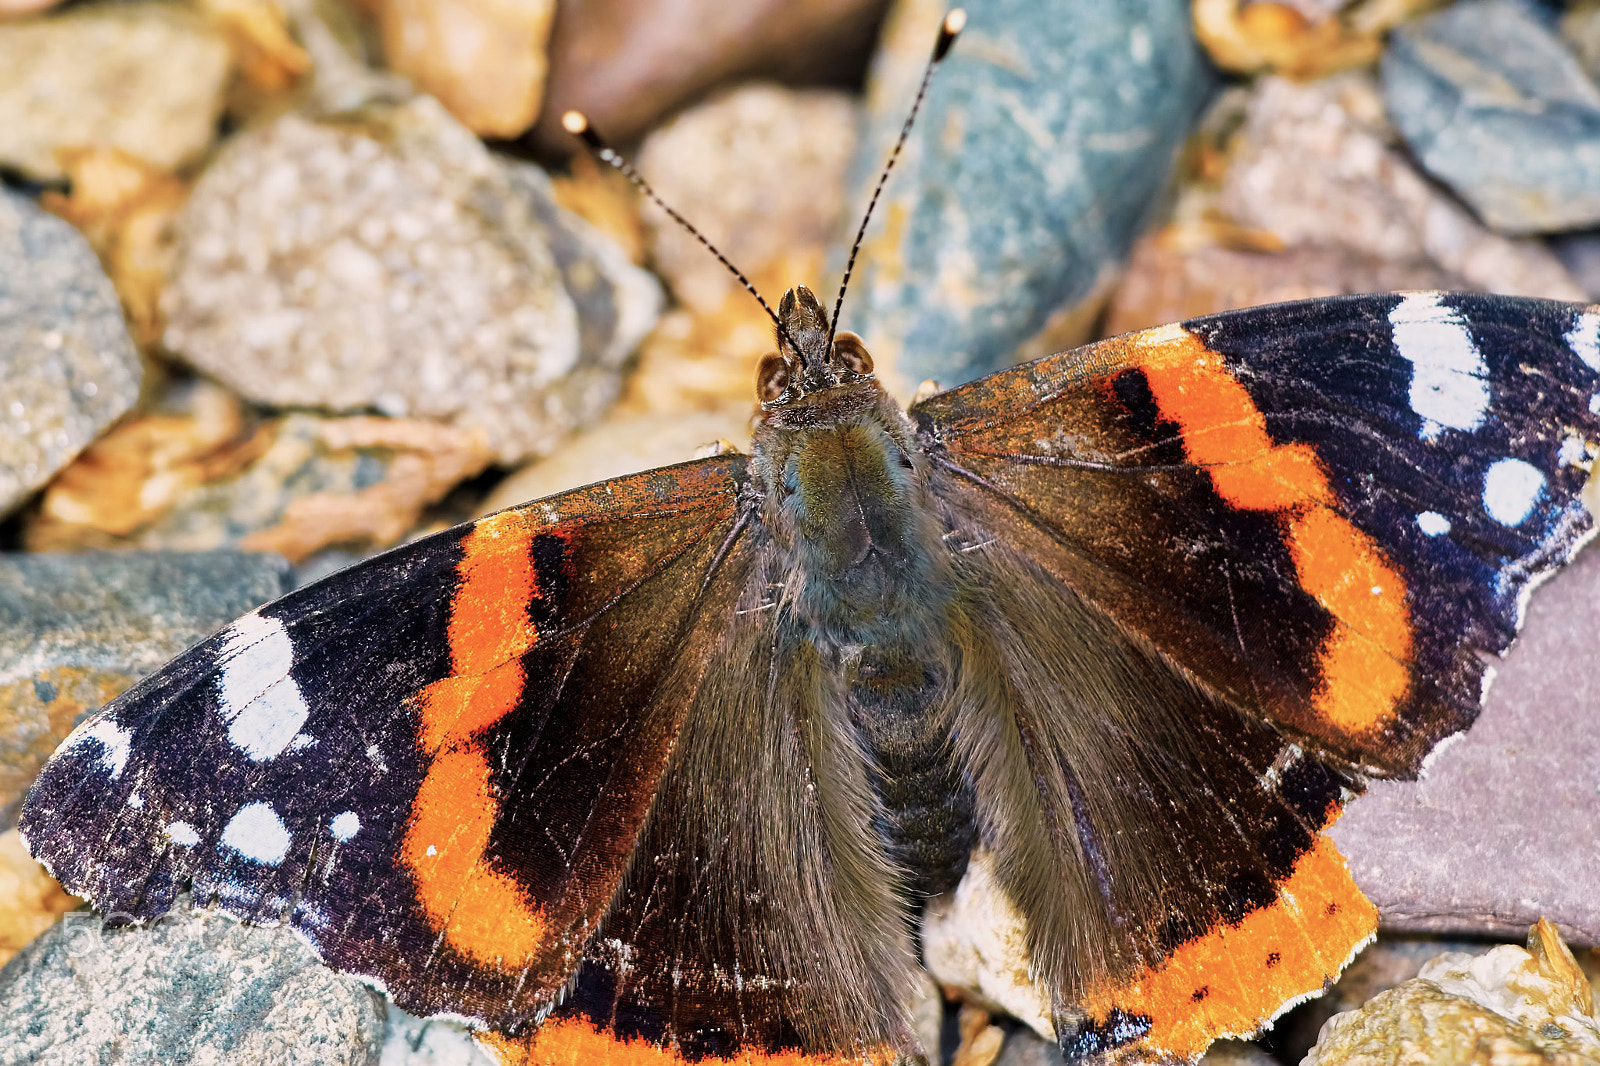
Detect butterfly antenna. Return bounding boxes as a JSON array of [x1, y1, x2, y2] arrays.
[[825, 7, 965, 356], [561, 110, 797, 352]]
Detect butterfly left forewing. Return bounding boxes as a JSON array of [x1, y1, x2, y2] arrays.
[[22, 455, 768, 1029]]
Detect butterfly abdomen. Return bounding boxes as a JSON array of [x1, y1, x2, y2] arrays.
[[846, 643, 976, 898]]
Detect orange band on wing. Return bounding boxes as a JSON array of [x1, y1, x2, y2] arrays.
[[1081, 834, 1377, 1060], [401, 512, 557, 969], [478, 1019, 899, 1066], [1129, 327, 1413, 735]]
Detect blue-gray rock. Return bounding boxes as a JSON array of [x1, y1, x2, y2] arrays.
[[0, 552, 291, 830], [0, 188, 143, 518], [1382, 0, 1600, 235], [0, 896, 384, 1066], [838, 0, 1212, 391]]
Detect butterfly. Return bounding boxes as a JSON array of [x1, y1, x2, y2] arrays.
[[20, 278, 1600, 1065], [18, 9, 1600, 1065]]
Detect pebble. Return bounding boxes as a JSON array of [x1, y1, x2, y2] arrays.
[[1104, 237, 1460, 337], [481, 410, 752, 514], [1382, 0, 1600, 236], [377, 0, 555, 138], [1219, 73, 1585, 301], [529, 0, 887, 155], [638, 84, 859, 318], [0, 551, 291, 832], [0, 895, 385, 1066], [840, 0, 1214, 393], [24, 384, 495, 568], [381, 1007, 496, 1066], [1331, 541, 1600, 946], [620, 84, 858, 417], [161, 96, 660, 464], [1304, 925, 1600, 1065], [0, 188, 143, 519], [0, 2, 232, 182]]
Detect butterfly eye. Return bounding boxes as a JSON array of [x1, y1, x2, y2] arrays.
[[833, 332, 874, 376], [756, 352, 791, 402]]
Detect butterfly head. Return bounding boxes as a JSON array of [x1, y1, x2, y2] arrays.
[[756, 286, 875, 406]]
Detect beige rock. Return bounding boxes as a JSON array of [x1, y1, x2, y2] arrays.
[[0, 3, 232, 181], [1305, 924, 1600, 1065], [638, 83, 859, 316], [480, 409, 753, 513], [379, 0, 555, 138], [26, 387, 495, 566], [0, 0, 61, 17], [922, 848, 1056, 1044], [162, 96, 659, 463], [1104, 235, 1460, 337], [1220, 73, 1584, 301], [621, 84, 858, 418], [0, 829, 78, 971]]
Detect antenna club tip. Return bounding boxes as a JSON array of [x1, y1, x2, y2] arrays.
[[561, 110, 589, 135], [944, 8, 966, 36]]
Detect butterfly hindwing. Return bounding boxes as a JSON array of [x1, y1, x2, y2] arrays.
[[21, 455, 768, 1029]]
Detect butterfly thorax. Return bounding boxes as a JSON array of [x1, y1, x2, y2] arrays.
[[752, 287, 977, 898]]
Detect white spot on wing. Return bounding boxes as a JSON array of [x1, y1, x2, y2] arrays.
[[1559, 435, 1588, 468], [1417, 511, 1451, 536], [1389, 293, 1489, 439], [128, 792, 144, 809], [1482, 458, 1546, 526], [220, 801, 291, 865], [166, 821, 201, 847], [63, 717, 131, 778], [216, 613, 310, 762], [1566, 311, 1600, 371], [329, 811, 360, 842], [1590, 392, 1600, 415]]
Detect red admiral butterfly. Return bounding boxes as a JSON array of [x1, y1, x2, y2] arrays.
[[18, 12, 1600, 1066]]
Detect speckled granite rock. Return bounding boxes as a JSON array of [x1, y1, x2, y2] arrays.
[[1220, 72, 1584, 301], [0, 552, 291, 831], [841, 0, 1212, 392], [0, 2, 232, 181], [162, 96, 660, 464], [1331, 542, 1600, 945], [0, 188, 143, 519], [0, 896, 385, 1065], [1383, 0, 1600, 236]]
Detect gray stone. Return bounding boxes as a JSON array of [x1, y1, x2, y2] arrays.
[[0, 188, 143, 518], [0, 2, 232, 181], [1331, 541, 1600, 946], [0, 898, 384, 1065], [0, 552, 291, 830], [162, 96, 660, 465], [839, 0, 1212, 392], [1382, 0, 1600, 235]]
